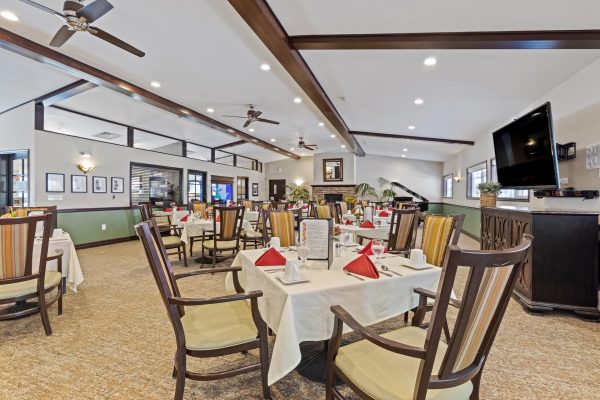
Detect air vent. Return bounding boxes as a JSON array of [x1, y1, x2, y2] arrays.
[[93, 132, 122, 140]]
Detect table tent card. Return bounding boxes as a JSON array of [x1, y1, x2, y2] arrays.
[[364, 206, 374, 222], [300, 218, 333, 268]]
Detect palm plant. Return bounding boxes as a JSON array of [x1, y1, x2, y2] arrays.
[[355, 177, 397, 202]]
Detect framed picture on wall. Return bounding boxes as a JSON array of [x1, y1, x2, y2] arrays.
[[323, 158, 344, 182], [93, 176, 107, 193], [111, 177, 125, 193], [71, 175, 87, 193], [46, 173, 65, 193], [252, 183, 258, 196]]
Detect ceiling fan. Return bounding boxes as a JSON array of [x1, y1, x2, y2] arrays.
[[296, 136, 318, 151], [18, 0, 145, 57], [223, 105, 280, 128]]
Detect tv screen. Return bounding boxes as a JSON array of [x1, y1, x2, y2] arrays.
[[492, 102, 559, 189]]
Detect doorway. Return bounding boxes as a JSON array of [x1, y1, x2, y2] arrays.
[[0, 150, 29, 208], [269, 179, 286, 201]]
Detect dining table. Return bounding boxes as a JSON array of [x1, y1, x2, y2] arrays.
[[32, 232, 84, 293], [179, 218, 251, 244], [228, 247, 442, 385], [338, 223, 389, 242]]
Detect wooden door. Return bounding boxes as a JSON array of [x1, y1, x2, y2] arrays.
[[269, 179, 286, 201]]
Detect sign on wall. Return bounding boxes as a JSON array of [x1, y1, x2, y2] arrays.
[[585, 143, 599, 170]]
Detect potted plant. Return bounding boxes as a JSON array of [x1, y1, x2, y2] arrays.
[[478, 182, 502, 207], [286, 184, 311, 201], [354, 177, 397, 203]]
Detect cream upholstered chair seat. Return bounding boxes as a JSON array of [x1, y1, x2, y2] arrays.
[[242, 230, 263, 239], [181, 301, 257, 351], [162, 236, 183, 247], [203, 240, 238, 250], [336, 326, 473, 400], [0, 271, 62, 300]]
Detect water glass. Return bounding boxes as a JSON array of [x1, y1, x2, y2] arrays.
[[371, 240, 385, 266], [297, 245, 309, 268]]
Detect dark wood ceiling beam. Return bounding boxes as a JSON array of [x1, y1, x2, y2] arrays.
[[351, 131, 474, 146], [228, 0, 365, 156], [0, 27, 299, 160], [35, 79, 98, 106], [213, 140, 246, 150], [290, 30, 600, 50]]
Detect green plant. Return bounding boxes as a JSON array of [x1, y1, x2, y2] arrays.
[[355, 177, 397, 202], [286, 184, 311, 201], [478, 182, 502, 194]]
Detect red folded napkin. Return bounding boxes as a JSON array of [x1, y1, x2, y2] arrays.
[[180, 215, 189, 222], [177, 207, 184, 211], [163, 208, 172, 212], [344, 254, 379, 279], [255, 248, 287, 267], [227, 203, 233, 208], [388, 207, 393, 212], [360, 220, 375, 228], [379, 211, 389, 217], [302, 204, 309, 209], [216, 214, 220, 222], [358, 239, 388, 256], [345, 220, 354, 225]]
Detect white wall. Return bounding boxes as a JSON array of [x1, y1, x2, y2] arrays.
[[33, 130, 266, 209], [443, 57, 600, 211], [265, 156, 314, 188], [313, 152, 356, 185]]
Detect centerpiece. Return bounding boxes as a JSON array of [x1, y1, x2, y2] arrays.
[[478, 182, 502, 207]]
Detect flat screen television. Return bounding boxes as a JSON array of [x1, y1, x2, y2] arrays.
[[492, 102, 559, 189]]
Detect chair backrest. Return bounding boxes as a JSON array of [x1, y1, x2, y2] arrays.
[[242, 200, 253, 210], [338, 201, 348, 215], [0, 214, 51, 286], [400, 202, 418, 210], [316, 204, 332, 219], [387, 208, 419, 252], [139, 203, 152, 221], [274, 202, 288, 211], [268, 211, 296, 247], [214, 206, 244, 241], [421, 214, 465, 267], [414, 235, 532, 398], [5, 206, 58, 229], [189, 201, 207, 216], [261, 202, 271, 211], [332, 203, 343, 224]]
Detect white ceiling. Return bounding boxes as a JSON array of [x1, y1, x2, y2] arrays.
[[267, 0, 600, 34], [353, 134, 468, 162]]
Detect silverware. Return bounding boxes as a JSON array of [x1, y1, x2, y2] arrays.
[[377, 269, 393, 277], [381, 265, 402, 276], [286, 247, 296, 252], [345, 271, 365, 281], [264, 268, 284, 273]]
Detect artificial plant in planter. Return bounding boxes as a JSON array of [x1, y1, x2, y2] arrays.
[[478, 182, 502, 207], [286, 184, 311, 201], [354, 177, 397, 203]]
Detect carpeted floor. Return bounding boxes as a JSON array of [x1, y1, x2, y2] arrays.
[[1, 234, 599, 400]]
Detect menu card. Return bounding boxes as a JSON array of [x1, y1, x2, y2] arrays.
[[364, 206, 374, 222], [300, 218, 333, 268]]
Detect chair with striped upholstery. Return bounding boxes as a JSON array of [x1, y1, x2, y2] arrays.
[[332, 203, 343, 224], [201, 206, 244, 268], [316, 204, 333, 219], [242, 200, 253, 211], [0, 214, 63, 335], [421, 214, 464, 267], [386, 208, 419, 254], [326, 235, 532, 400], [265, 211, 296, 248]]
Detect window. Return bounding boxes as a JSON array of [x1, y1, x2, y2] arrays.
[[186, 143, 212, 162], [133, 130, 183, 156], [214, 150, 234, 166], [490, 158, 529, 201], [467, 161, 487, 199], [188, 170, 206, 203], [211, 175, 233, 204], [443, 174, 453, 198], [130, 163, 182, 206]]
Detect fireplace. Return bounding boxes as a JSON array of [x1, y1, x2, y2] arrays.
[[311, 185, 356, 202], [325, 193, 343, 202]]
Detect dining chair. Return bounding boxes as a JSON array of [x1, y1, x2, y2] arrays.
[[5, 206, 59, 229], [0, 214, 63, 335], [264, 210, 296, 247], [241, 209, 264, 250], [326, 234, 533, 400], [140, 203, 188, 267], [201, 206, 244, 268], [135, 220, 271, 400], [316, 204, 333, 219], [386, 208, 419, 254], [242, 200, 253, 210], [274, 202, 288, 211], [187, 201, 209, 257], [333, 203, 344, 224]]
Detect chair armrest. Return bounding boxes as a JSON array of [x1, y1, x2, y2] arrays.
[[330, 305, 426, 359], [46, 250, 64, 273], [414, 287, 461, 308], [167, 290, 262, 306], [174, 267, 242, 280]]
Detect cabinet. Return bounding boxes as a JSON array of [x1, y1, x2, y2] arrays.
[[481, 207, 599, 318]]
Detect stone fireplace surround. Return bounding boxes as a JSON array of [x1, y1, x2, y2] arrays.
[[311, 184, 356, 201]]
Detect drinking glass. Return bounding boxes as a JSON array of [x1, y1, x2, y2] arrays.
[[371, 240, 385, 266], [297, 245, 309, 268], [341, 214, 347, 225]]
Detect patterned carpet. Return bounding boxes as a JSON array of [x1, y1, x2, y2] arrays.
[[1, 234, 599, 400]]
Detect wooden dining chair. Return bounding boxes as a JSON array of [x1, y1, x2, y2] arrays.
[[264, 210, 296, 247], [316, 204, 333, 219], [274, 202, 288, 211], [140, 203, 188, 267], [187, 201, 209, 256], [135, 221, 271, 400], [421, 214, 465, 267], [326, 235, 533, 400], [333, 203, 343, 224], [386, 208, 419, 254], [241, 209, 264, 250], [201, 206, 244, 268], [0, 214, 63, 335]]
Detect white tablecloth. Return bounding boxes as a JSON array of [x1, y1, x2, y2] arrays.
[[338, 224, 389, 241], [180, 219, 250, 244], [230, 249, 442, 384], [244, 211, 259, 222], [32, 233, 84, 293], [154, 210, 190, 221]]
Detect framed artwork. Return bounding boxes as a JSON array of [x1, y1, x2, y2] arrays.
[[323, 158, 344, 182], [252, 183, 259, 196], [93, 176, 107, 193], [111, 177, 125, 193], [46, 173, 65, 193], [71, 175, 87, 193]]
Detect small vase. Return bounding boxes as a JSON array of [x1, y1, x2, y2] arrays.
[[480, 193, 497, 207]]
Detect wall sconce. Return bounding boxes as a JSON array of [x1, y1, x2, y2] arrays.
[[454, 176, 463, 183], [294, 178, 305, 186], [77, 152, 95, 174]]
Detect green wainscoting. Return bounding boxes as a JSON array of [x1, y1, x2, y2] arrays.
[[57, 208, 142, 246], [427, 203, 481, 239]]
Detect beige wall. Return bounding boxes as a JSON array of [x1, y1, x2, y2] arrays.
[[265, 156, 314, 188]]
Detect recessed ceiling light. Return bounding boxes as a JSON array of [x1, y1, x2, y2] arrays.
[[301, 153, 306, 156], [293, 97, 302, 104], [260, 63, 271, 71], [274, 148, 279, 151], [403, 148, 408, 152], [401, 154, 406, 158], [227, 129, 234, 133], [206, 107, 214, 113], [318, 122, 325, 127], [330, 134, 336, 138], [341, 145, 346, 148], [270, 138, 276, 142], [290, 148, 295, 151], [150, 81, 161, 88], [249, 128, 255, 132], [1, 10, 19, 21], [408, 125, 416, 130], [424, 57, 437, 66], [252, 139, 258, 142], [414, 98, 424, 105]]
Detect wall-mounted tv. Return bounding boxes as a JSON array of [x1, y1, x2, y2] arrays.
[[492, 102, 559, 189]]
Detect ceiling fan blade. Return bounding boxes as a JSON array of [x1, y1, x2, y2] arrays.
[[256, 118, 280, 125], [88, 27, 145, 57], [222, 115, 247, 118], [17, 0, 66, 20], [49, 25, 75, 47], [77, 0, 113, 23], [253, 111, 262, 118], [243, 120, 252, 128], [303, 146, 316, 151]]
